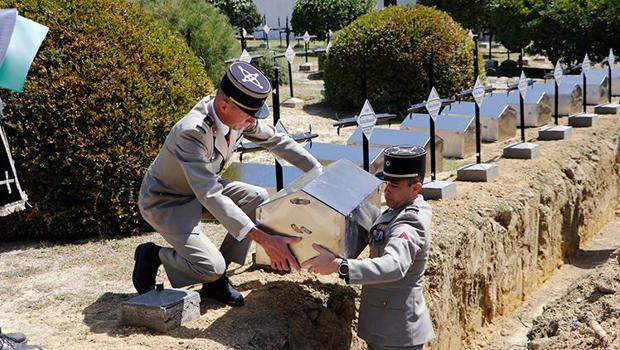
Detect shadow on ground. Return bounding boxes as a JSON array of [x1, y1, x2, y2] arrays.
[[82, 279, 357, 350]]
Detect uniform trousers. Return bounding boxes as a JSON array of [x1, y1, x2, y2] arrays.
[[157, 180, 268, 288]]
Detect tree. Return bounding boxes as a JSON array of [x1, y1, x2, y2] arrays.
[[488, 0, 534, 54], [528, 0, 620, 65], [208, 0, 262, 30], [418, 0, 493, 33], [291, 0, 375, 40]]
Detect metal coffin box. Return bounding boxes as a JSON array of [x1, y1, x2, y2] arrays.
[[590, 68, 618, 96], [562, 74, 609, 105], [442, 101, 517, 142], [255, 159, 382, 266], [221, 162, 304, 194], [346, 127, 444, 174], [400, 113, 475, 159], [303, 142, 385, 174], [527, 82, 583, 116], [482, 90, 552, 127]]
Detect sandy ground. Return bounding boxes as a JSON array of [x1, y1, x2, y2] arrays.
[[1, 53, 620, 350]]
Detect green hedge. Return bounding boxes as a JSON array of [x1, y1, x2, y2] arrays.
[[323, 4, 476, 114], [134, 0, 238, 83], [292, 0, 375, 40], [0, 0, 212, 240]]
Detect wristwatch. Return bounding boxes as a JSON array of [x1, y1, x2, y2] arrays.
[[338, 258, 350, 284]]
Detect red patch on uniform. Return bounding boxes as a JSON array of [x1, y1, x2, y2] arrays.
[[398, 232, 408, 240]]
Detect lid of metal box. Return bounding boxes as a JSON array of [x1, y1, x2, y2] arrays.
[[262, 159, 382, 216], [403, 113, 473, 132], [347, 127, 431, 148]]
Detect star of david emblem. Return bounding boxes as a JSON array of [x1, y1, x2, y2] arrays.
[[238, 66, 264, 90]]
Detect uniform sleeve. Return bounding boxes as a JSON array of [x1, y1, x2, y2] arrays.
[[174, 128, 253, 238], [243, 120, 321, 172], [348, 223, 424, 285]]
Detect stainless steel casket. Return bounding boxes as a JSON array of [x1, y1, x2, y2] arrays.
[[482, 90, 552, 127], [442, 101, 517, 142], [303, 142, 385, 174], [400, 113, 475, 159], [562, 74, 609, 105], [254, 159, 382, 266], [590, 68, 619, 96], [347, 127, 444, 174], [221, 162, 303, 194], [527, 82, 583, 116]]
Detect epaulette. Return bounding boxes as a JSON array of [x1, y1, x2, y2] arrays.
[[203, 114, 214, 127]]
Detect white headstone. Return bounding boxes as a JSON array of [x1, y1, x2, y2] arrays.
[[472, 77, 485, 107], [425, 87, 442, 121], [518, 71, 528, 99], [609, 48, 615, 67], [239, 49, 252, 63], [263, 25, 270, 35], [357, 99, 377, 139], [242, 28, 247, 38], [303, 31, 311, 44], [553, 60, 563, 84], [285, 45, 296, 65], [582, 54, 591, 77]]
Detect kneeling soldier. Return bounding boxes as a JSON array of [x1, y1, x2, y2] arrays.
[[302, 145, 435, 350]]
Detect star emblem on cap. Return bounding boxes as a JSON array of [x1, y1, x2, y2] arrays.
[[385, 160, 390, 166], [238, 65, 264, 90]]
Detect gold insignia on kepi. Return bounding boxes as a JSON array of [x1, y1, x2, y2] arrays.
[[385, 160, 391, 166]]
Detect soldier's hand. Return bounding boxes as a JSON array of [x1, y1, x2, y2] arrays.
[[249, 227, 302, 272], [301, 243, 339, 275]]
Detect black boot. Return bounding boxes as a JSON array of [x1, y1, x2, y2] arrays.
[[201, 274, 244, 307], [132, 242, 162, 295], [0, 334, 42, 350], [0, 328, 25, 344]]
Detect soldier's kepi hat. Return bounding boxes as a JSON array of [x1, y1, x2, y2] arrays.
[[375, 145, 426, 181], [219, 61, 272, 119]]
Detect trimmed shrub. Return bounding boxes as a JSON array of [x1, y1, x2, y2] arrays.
[[323, 4, 476, 114], [291, 0, 375, 40], [134, 0, 238, 83], [0, 0, 212, 240], [208, 0, 262, 31], [251, 49, 290, 86]]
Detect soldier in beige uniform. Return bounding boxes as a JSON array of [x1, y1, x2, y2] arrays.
[[133, 62, 322, 306], [302, 146, 435, 349]]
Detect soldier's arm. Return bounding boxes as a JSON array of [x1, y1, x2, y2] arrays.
[[242, 120, 321, 172], [348, 223, 424, 285], [174, 127, 253, 237]]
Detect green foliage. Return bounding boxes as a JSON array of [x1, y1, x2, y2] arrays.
[[323, 4, 476, 114], [528, 0, 620, 65], [488, 0, 534, 53], [0, 0, 212, 240], [291, 0, 375, 40], [134, 0, 238, 83], [208, 0, 262, 30], [418, 0, 493, 33], [251, 49, 290, 86]]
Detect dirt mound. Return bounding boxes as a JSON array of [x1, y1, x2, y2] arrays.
[[527, 250, 620, 349]]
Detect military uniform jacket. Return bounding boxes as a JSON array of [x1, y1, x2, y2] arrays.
[[138, 96, 321, 237], [349, 195, 436, 347]]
